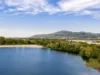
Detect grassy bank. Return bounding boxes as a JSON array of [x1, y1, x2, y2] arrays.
[[86, 58, 100, 70]]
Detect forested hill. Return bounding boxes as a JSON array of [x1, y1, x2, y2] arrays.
[[31, 30, 100, 39]]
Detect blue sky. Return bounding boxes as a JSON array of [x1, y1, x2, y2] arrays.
[[0, 0, 100, 37]]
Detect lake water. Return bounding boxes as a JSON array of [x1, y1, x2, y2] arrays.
[[0, 47, 100, 75]]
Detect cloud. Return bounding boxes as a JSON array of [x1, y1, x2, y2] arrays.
[[58, 0, 100, 18], [81, 10, 100, 18], [0, 0, 4, 9], [1, 0, 100, 18], [58, 0, 100, 12], [4, 0, 60, 14]]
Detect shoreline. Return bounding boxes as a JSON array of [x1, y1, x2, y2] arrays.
[[0, 45, 43, 48]]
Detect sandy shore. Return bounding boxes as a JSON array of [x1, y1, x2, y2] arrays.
[[0, 45, 43, 48]]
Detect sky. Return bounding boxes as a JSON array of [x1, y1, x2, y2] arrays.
[[0, 0, 100, 37]]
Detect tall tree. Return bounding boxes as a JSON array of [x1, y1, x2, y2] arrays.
[[0, 37, 5, 45]]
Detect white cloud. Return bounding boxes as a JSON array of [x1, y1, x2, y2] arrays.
[[58, 0, 100, 12], [0, 0, 4, 9], [81, 10, 100, 18], [58, 0, 100, 18], [1, 0, 100, 18]]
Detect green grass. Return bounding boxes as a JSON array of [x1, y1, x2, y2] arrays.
[[86, 58, 100, 70]]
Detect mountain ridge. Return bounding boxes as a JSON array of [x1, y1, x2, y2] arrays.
[[31, 30, 100, 39]]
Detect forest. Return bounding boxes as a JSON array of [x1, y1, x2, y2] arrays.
[[0, 37, 100, 70]]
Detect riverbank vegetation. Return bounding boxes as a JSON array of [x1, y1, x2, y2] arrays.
[[0, 37, 100, 70]]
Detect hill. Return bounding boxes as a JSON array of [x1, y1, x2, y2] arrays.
[[31, 30, 100, 39]]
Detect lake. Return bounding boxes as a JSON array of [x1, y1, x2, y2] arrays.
[[0, 47, 100, 75]]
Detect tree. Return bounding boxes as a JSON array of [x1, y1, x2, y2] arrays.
[[0, 37, 5, 45], [98, 55, 100, 62], [79, 46, 86, 57], [85, 46, 93, 58]]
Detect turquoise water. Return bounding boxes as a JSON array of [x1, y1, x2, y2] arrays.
[[0, 47, 99, 75]]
